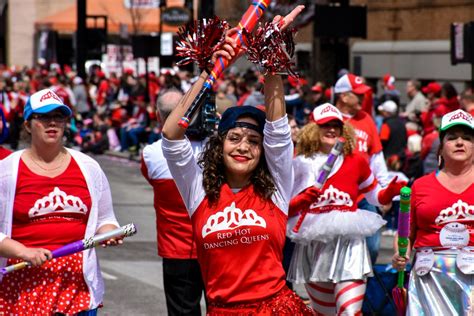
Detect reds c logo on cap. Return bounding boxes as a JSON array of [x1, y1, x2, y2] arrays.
[[354, 76, 363, 84], [39, 91, 62, 104]]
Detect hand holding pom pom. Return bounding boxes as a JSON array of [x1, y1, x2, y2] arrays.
[[244, 5, 305, 76], [176, 17, 229, 71]]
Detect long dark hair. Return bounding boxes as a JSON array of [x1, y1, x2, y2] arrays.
[[198, 133, 276, 205]]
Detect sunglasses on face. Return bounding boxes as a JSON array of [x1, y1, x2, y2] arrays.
[[31, 113, 69, 123], [320, 121, 343, 129]]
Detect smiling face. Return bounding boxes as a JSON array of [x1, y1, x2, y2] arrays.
[[441, 126, 474, 164], [318, 120, 343, 153], [24, 109, 68, 146], [222, 117, 263, 187]]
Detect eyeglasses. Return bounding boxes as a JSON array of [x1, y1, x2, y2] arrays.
[[31, 113, 69, 123], [225, 131, 262, 148]]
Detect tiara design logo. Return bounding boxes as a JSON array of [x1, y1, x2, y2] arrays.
[[435, 200, 474, 225], [39, 91, 62, 104], [310, 185, 353, 209], [448, 111, 472, 123], [28, 187, 88, 218], [202, 202, 266, 238]]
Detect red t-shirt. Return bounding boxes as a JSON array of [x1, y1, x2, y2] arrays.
[[307, 154, 376, 213], [192, 184, 287, 304], [12, 158, 91, 250], [0, 146, 12, 160], [411, 172, 474, 248], [344, 111, 383, 163], [141, 160, 197, 259]]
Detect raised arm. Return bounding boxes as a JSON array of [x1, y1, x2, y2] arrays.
[[162, 71, 209, 140], [264, 5, 305, 121], [264, 75, 286, 121]]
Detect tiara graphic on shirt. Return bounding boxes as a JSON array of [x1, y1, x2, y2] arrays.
[[28, 187, 88, 218], [202, 202, 266, 238], [435, 200, 474, 225], [309, 185, 353, 209]]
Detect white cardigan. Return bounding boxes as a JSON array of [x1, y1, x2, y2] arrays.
[[0, 148, 119, 310]]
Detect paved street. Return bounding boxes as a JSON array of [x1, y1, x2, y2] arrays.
[[93, 153, 395, 315], [92, 154, 169, 315]]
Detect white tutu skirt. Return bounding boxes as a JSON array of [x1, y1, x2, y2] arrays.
[[288, 236, 373, 284], [287, 209, 386, 244]]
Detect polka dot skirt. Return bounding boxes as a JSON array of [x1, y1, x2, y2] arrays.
[[0, 252, 91, 315]]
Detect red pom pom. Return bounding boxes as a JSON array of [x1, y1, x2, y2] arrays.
[[244, 22, 297, 77], [176, 17, 229, 70]]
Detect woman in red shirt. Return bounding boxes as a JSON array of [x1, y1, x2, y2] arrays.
[[161, 7, 312, 315], [0, 89, 122, 314], [393, 109, 474, 315]]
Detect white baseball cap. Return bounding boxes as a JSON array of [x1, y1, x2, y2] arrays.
[[312, 103, 343, 125], [23, 89, 72, 120], [378, 100, 398, 114], [439, 109, 474, 132], [334, 73, 371, 95]]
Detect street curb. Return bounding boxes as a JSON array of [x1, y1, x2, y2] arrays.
[[104, 150, 141, 162]]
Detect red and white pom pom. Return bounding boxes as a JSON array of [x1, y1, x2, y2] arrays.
[[244, 22, 297, 77], [176, 17, 229, 70]]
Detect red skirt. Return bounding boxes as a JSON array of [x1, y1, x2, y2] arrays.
[[0, 252, 91, 315], [207, 286, 314, 316]]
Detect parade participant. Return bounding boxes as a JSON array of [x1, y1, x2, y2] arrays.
[[287, 103, 404, 315], [392, 109, 474, 315], [141, 90, 205, 315], [161, 8, 312, 314], [334, 73, 390, 264], [0, 88, 122, 314], [0, 107, 12, 159]]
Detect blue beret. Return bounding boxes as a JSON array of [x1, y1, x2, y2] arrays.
[[218, 106, 266, 135]]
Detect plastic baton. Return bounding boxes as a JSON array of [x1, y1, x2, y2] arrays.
[[292, 137, 346, 233], [397, 187, 411, 288], [177, 0, 272, 129], [1, 223, 137, 275]]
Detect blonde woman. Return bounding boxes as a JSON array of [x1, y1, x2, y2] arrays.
[[287, 103, 404, 315]]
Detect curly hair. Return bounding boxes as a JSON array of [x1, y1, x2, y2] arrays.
[[198, 133, 276, 204], [296, 122, 356, 157]]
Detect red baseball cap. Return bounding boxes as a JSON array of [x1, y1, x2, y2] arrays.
[[422, 82, 442, 95], [312, 103, 343, 125], [311, 84, 323, 93], [383, 73, 396, 90], [334, 74, 371, 95]]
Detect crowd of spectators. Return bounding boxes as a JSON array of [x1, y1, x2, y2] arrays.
[[0, 63, 472, 189]]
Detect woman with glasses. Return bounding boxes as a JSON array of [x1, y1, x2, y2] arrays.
[[161, 7, 313, 315], [0, 89, 122, 315]]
